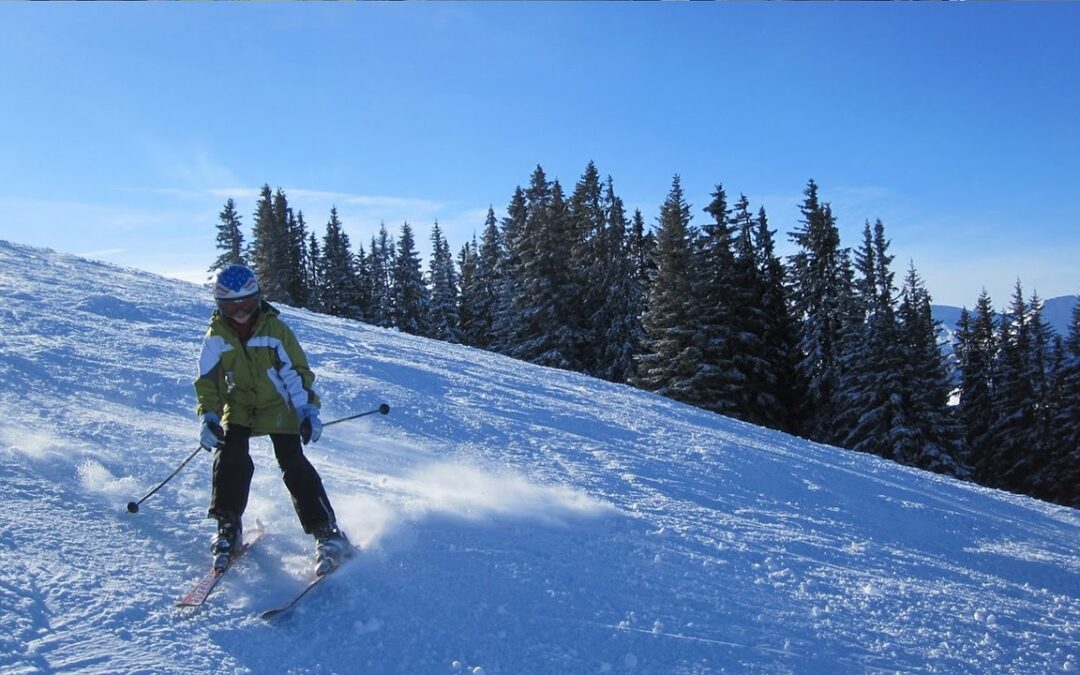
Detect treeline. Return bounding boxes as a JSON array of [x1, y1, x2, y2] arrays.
[[210, 166, 1079, 509], [955, 286, 1080, 505]]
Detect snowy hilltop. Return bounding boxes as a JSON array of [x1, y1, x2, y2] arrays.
[[0, 240, 1078, 674]]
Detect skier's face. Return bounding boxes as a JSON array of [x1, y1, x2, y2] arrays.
[[217, 294, 258, 323]]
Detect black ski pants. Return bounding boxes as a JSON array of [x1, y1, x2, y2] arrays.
[[209, 424, 336, 534]]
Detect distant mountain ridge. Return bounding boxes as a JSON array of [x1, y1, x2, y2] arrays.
[[932, 294, 1076, 359]]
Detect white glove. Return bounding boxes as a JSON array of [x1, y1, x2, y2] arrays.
[[199, 413, 225, 451], [298, 405, 322, 444]]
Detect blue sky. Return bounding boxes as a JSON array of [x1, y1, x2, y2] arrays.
[[1, 3, 1077, 308]]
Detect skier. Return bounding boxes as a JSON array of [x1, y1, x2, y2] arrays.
[[194, 263, 349, 575]]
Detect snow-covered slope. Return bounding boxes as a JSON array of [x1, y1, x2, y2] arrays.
[[1, 240, 1078, 674]]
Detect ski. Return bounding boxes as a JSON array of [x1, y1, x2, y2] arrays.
[[177, 524, 266, 608], [259, 548, 356, 621]]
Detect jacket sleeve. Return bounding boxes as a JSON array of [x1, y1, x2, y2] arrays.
[[194, 331, 229, 418], [277, 323, 319, 411]]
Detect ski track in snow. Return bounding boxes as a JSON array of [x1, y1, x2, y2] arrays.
[[1, 240, 1079, 674]]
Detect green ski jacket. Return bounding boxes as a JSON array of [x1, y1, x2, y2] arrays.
[[194, 303, 319, 434]]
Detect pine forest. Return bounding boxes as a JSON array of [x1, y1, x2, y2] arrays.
[[209, 166, 1080, 510]]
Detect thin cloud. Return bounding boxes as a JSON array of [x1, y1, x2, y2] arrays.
[[78, 248, 126, 259], [199, 187, 447, 219], [287, 189, 446, 215], [139, 140, 239, 192]]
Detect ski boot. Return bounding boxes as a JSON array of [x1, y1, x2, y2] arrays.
[[211, 518, 242, 572], [313, 523, 351, 576]]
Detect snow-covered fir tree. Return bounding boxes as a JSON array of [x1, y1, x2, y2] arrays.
[[1044, 296, 1080, 505], [511, 167, 578, 369], [1023, 292, 1058, 495], [273, 190, 302, 306], [318, 207, 360, 319], [955, 291, 998, 476], [727, 194, 775, 425], [625, 208, 654, 379], [305, 231, 322, 312], [721, 194, 781, 425], [392, 222, 429, 336], [284, 208, 310, 309], [210, 198, 245, 274], [837, 219, 903, 460], [492, 188, 527, 355], [461, 208, 502, 350], [634, 175, 701, 403], [368, 224, 396, 328], [894, 262, 963, 475], [352, 241, 373, 322], [984, 283, 1044, 492], [456, 238, 478, 345], [590, 177, 642, 384], [567, 162, 606, 375], [426, 222, 461, 343], [687, 183, 739, 415], [248, 184, 287, 302], [753, 206, 804, 433], [787, 179, 857, 444]]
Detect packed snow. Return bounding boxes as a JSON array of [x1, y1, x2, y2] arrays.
[[0, 239, 1078, 674]]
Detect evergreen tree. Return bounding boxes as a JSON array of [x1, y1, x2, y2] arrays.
[[629, 208, 656, 290], [426, 222, 461, 343], [1045, 295, 1080, 506], [512, 168, 577, 369], [306, 230, 321, 312], [634, 175, 701, 403], [493, 188, 527, 354], [466, 207, 503, 349], [985, 282, 1041, 492], [392, 222, 429, 335], [567, 161, 606, 374], [456, 239, 479, 345], [286, 209, 310, 308], [687, 183, 739, 415], [368, 224, 396, 328], [272, 188, 302, 306], [728, 194, 774, 425], [786, 179, 857, 444], [955, 291, 998, 478], [754, 206, 804, 433], [592, 176, 640, 383], [895, 263, 963, 475], [837, 220, 902, 459], [249, 184, 289, 302], [318, 207, 360, 319], [1021, 292, 1057, 496], [837, 222, 961, 475], [626, 207, 654, 379], [353, 241, 373, 322], [210, 198, 245, 273]]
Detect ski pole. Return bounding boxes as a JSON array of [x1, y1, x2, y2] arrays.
[[127, 404, 389, 512], [323, 403, 391, 428], [126, 445, 203, 514]]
